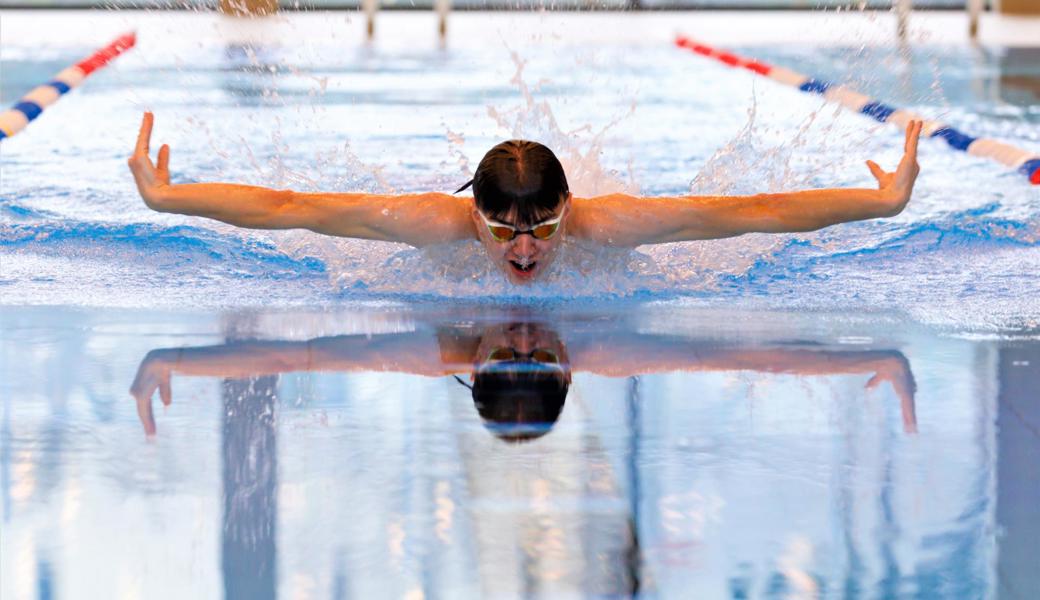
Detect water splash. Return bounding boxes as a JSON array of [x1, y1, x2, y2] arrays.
[[222, 44, 652, 297], [486, 49, 638, 198]]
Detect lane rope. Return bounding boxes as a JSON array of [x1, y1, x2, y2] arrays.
[[675, 35, 1040, 186], [0, 32, 137, 142]]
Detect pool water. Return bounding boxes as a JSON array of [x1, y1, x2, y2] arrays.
[[1, 9, 1039, 599], [2, 12, 1039, 326], [2, 304, 1038, 598]]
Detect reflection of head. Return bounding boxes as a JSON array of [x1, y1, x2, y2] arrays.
[[459, 322, 571, 443], [458, 140, 569, 227], [472, 365, 569, 443]]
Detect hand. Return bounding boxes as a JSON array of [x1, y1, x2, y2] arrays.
[[865, 352, 918, 433], [129, 349, 175, 436], [127, 112, 171, 210], [866, 119, 922, 217]]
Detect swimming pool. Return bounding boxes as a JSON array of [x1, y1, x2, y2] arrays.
[[3, 11, 1039, 324], [2, 8, 1039, 599]]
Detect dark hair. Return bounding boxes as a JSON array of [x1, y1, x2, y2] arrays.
[[465, 366, 569, 443], [456, 140, 569, 228]]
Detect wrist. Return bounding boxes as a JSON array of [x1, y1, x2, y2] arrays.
[[874, 188, 907, 218], [147, 348, 179, 368], [146, 185, 174, 211]]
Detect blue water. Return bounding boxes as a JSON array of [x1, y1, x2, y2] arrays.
[[2, 304, 1039, 598], [2, 15, 1039, 331], [2, 11, 1039, 599]]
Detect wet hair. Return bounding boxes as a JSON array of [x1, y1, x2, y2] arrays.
[[456, 140, 569, 228], [458, 367, 569, 443]]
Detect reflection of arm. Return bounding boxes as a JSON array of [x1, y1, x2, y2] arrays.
[[149, 332, 450, 379], [131, 331, 455, 435], [570, 334, 899, 376], [570, 335, 916, 432]]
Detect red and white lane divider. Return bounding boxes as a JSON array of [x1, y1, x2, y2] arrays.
[[0, 32, 137, 142], [675, 35, 1040, 186]]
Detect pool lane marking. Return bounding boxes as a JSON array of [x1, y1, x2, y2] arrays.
[[674, 35, 1040, 186], [0, 32, 136, 142]]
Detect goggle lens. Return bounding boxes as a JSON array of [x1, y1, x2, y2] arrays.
[[488, 225, 516, 242], [531, 222, 560, 240], [486, 347, 559, 364], [488, 347, 516, 361], [480, 210, 564, 243]]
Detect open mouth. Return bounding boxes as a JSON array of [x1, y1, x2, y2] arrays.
[[509, 260, 537, 275]]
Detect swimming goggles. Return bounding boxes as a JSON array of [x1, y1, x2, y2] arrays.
[[477, 210, 565, 243]]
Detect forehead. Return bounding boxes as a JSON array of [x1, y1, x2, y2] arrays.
[[485, 203, 564, 227], [483, 323, 561, 346]]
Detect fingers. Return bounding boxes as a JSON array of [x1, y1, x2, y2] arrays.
[[157, 144, 170, 174], [127, 153, 156, 196], [135, 111, 154, 156], [900, 384, 918, 434], [865, 160, 886, 182], [133, 389, 157, 436], [159, 376, 172, 406], [904, 119, 921, 158]]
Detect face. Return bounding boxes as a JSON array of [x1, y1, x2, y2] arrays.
[[472, 322, 571, 383], [472, 193, 571, 285]]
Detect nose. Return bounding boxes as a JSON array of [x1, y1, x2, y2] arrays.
[[511, 233, 536, 257]]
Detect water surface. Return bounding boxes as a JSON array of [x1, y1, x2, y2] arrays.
[[2, 305, 1038, 598]]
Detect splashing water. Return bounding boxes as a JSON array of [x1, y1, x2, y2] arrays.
[[487, 49, 639, 199], [2, 14, 1038, 330], [247, 44, 659, 300]]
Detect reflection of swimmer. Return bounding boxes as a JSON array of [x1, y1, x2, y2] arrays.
[[128, 113, 923, 285], [130, 321, 917, 436], [448, 322, 570, 442]]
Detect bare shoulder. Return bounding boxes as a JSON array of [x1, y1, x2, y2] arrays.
[[568, 192, 738, 246], [569, 193, 693, 247], [298, 190, 476, 246], [567, 194, 638, 244], [393, 192, 477, 247]]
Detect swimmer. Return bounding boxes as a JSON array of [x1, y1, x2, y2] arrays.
[[129, 113, 922, 285]]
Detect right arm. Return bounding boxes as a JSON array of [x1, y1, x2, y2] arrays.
[[128, 112, 475, 247], [130, 332, 458, 435]]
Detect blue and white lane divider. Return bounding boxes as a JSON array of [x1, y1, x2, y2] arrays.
[[675, 36, 1040, 186], [0, 32, 136, 142]]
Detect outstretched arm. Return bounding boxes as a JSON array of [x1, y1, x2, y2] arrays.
[[129, 331, 457, 434], [569, 121, 922, 246], [128, 112, 475, 247], [568, 335, 917, 432]]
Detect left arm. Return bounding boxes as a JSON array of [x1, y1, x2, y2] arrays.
[[569, 335, 917, 432], [569, 121, 922, 246]]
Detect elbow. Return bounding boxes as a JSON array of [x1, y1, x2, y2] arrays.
[[270, 190, 308, 227]]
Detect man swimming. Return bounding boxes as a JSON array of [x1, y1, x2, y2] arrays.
[[129, 113, 922, 285]]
